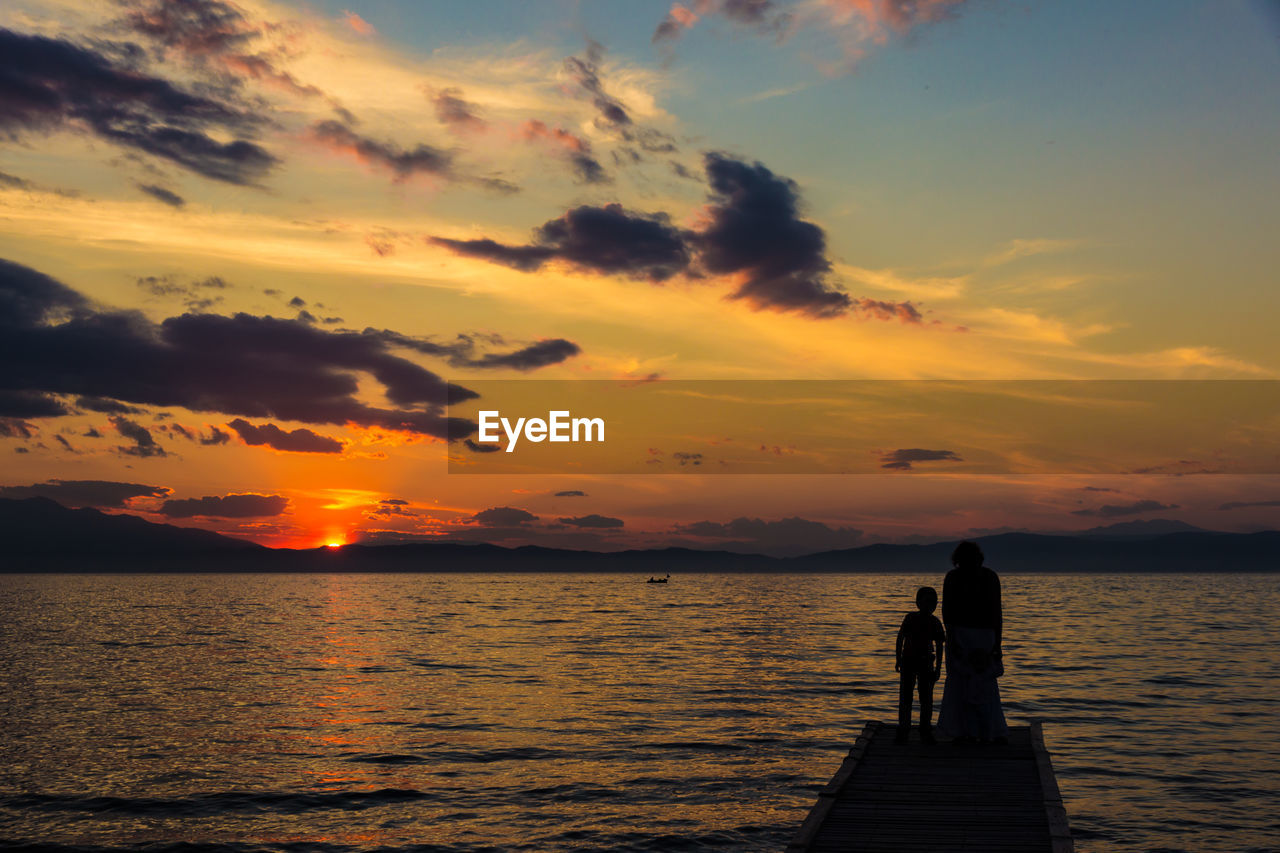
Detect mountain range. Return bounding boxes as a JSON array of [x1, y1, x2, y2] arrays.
[[1, 497, 1276, 573]]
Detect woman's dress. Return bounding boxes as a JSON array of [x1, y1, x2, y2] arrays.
[[936, 625, 1008, 740]]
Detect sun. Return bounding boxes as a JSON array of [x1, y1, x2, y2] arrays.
[[326, 541, 344, 549]]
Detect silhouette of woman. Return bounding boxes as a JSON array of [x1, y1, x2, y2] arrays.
[[937, 541, 1008, 743]]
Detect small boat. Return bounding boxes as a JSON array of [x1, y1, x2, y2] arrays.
[[646, 574, 671, 583]]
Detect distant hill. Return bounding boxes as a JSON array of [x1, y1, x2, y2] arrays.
[[1073, 519, 1212, 539], [1, 497, 1275, 573], [0, 497, 264, 570]]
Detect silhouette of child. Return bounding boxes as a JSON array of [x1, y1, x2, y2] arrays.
[[895, 586, 945, 744]]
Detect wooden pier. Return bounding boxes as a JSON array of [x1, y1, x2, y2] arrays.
[[787, 721, 1073, 852]]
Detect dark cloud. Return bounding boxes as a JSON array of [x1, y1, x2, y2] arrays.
[[309, 120, 517, 193], [472, 506, 538, 527], [0, 29, 277, 185], [1071, 500, 1181, 518], [1217, 500, 1280, 511], [673, 451, 703, 466], [160, 493, 289, 518], [84, 426, 102, 438], [121, 0, 326, 99], [554, 490, 588, 497], [227, 418, 344, 453], [367, 498, 414, 518], [519, 119, 610, 184], [0, 478, 170, 508], [112, 416, 166, 457], [0, 257, 478, 441], [432, 204, 691, 282], [699, 152, 850, 317], [430, 152, 862, 318], [564, 40, 632, 127], [309, 119, 451, 179], [672, 515, 863, 557], [200, 426, 230, 445], [854, 298, 923, 324], [169, 423, 194, 441], [433, 88, 486, 131], [14, 447, 30, 453], [427, 238, 555, 273], [288, 296, 306, 308], [75, 396, 144, 414], [463, 339, 582, 371], [359, 329, 582, 372], [54, 434, 75, 451], [0, 170, 32, 190], [1081, 486, 1119, 493], [880, 448, 962, 470], [0, 390, 68, 418], [558, 513, 624, 528], [136, 275, 230, 309], [137, 183, 186, 208], [463, 438, 501, 453], [653, 0, 792, 44]]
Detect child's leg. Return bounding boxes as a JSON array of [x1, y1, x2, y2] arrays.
[[918, 670, 935, 732], [897, 668, 915, 735]]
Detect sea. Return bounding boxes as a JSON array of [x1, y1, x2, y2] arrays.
[[1, 572, 1277, 853]]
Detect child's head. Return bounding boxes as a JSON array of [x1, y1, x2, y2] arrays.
[[915, 586, 938, 614]]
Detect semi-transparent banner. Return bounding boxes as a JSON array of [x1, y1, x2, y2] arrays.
[[445, 380, 1280, 474]]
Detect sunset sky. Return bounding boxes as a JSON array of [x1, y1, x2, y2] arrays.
[[2, 0, 1278, 554]]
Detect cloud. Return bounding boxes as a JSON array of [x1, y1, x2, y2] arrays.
[[0, 257, 481, 441], [672, 515, 863, 556], [227, 419, 344, 453], [341, 10, 377, 36], [463, 438, 501, 453], [122, 0, 327, 99], [431, 152, 865, 318], [432, 203, 692, 282], [136, 275, 229, 311], [699, 152, 850, 317], [201, 426, 230, 445], [554, 490, 588, 497], [367, 498, 414, 518], [880, 448, 962, 470], [137, 183, 186, 208], [433, 88, 486, 132], [309, 120, 517, 193], [1217, 500, 1280, 511], [160, 493, 289, 518], [359, 329, 582, 371], [558, 514, 624, 528], [0, 479, 171, 508], [0, 390, 68, 418], [652, 0, 965, 72], [564, 40, 632, 127], [519, 120, 609, 184], [471, 506, 538, 526], [653, 3, 705, 43], [673, 451, 704, 466], [462, 339, 582, 370], [0, 29, 278, 185], [112, 416, 166, 457], [853, 298, 923, 324], [1071, 500, 1181, 518]]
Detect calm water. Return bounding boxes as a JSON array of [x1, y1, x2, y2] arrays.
[[1, 572, 1278, 853]]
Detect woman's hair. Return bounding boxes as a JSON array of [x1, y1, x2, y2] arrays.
[[951, 540, 984, 568]]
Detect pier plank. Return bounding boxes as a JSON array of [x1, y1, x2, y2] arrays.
[[787, 721, 1073, 853]]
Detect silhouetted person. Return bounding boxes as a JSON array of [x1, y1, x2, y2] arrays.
[[937, 541, 1008, 743], [895, 586, 945, 744]]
